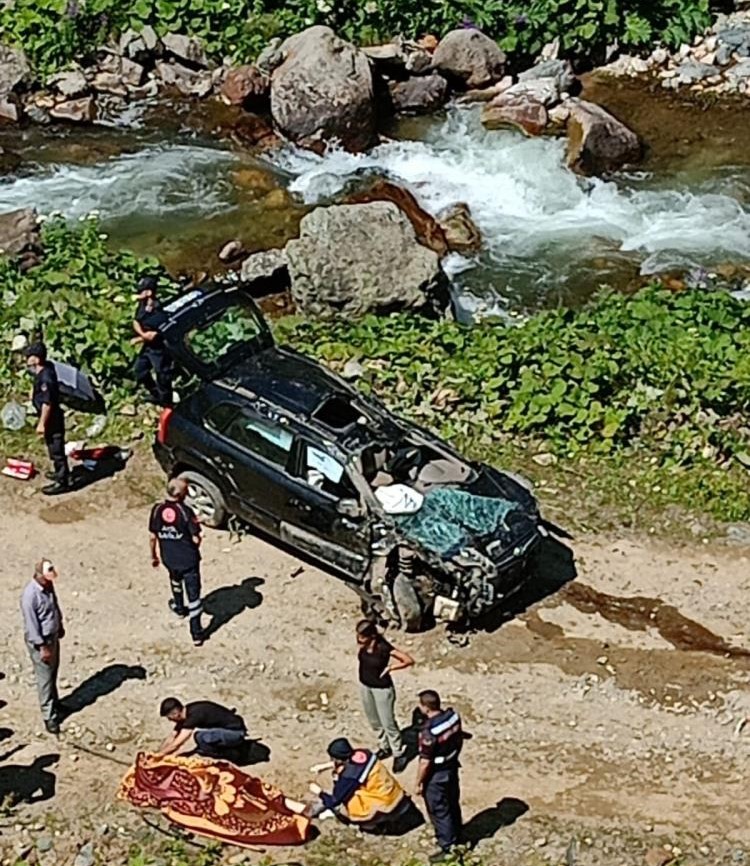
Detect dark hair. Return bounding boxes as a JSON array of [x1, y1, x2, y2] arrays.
[[138, 275, 158, 292], [356, 619, 379, 640], [160, 697, 183, 717], [419, 689, 441, 711], [24, 342, 47, 361]]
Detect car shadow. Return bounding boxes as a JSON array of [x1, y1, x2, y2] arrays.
[[0, 754, 59, 805], [203, 577, 264, 639], [463, 797, 530, 846], [471, 536, 577, 634], [59, 663, 147, 718]]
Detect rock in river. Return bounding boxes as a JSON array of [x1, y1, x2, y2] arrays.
[[0, 208, 39, 254], [221, 65, 269, 108], [437, 202, 482, 253], [481, 93, 548, 136], [348, 179, 448, 256], [285, 202, 449, 318], [389, 74, 448, 114], [565, 98, 642, 175], [432, 28, 506, 89], [271, 26, 376, 153], [49, 96, 96, 123]]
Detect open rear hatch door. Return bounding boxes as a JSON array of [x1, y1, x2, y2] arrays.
[[160, 282, 274, 380]]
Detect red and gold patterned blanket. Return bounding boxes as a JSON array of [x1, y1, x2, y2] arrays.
[[118, 753, 311, 847]]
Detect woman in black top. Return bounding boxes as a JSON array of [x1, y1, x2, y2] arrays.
[[356, 619, 414, 771]]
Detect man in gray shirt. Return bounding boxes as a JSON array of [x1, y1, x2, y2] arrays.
[[20, 559, 65, 734]]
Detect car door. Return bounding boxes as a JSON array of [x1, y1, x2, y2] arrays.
[[210, 406, 296, 534], [279, 438, 372, 582]]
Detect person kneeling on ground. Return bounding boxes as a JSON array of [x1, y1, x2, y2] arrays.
[[156, 697, 247, 761], [307, 737, 421, 833]]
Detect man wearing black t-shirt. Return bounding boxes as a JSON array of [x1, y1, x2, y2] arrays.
[[149, 477, 205, 646], [132, 276, 173, 407], [25, 343, 69, 496], [156, 696, 247, 760]]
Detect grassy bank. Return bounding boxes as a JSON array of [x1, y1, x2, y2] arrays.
[[0, 0, 729, 78], [1, 219, 749, 533]]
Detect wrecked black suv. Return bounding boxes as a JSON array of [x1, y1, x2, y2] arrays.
[[153, 282, 544, 629]]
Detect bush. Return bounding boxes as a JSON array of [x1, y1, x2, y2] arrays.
[[0, 0, 730, 78], [0, 217, 162, 406], [279, 287, 750, 466]]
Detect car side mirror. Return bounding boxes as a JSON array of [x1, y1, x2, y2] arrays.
[[336, 498, 362, 518]]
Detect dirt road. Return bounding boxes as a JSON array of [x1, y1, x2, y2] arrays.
[[1, 469, 749, 866]]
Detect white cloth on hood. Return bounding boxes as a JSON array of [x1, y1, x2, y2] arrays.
[[374, 483, 424, 515]]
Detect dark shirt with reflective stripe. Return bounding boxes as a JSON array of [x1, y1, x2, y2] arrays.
[[149, 500, 201, 570], [418, 708, 463, 768], [321, 749, 376, 810]]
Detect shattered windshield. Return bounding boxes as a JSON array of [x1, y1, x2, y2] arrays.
[[394, 488, 519, 558]]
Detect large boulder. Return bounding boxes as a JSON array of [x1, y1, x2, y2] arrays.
[[389, 74, 448, 115], [285, 202, 449, 318], [270, 26, 376, 153], [565, 98, 642, 175], [0, 44, 31, 96], [0, 208, 39, 254], [348, 179, 448, 256], [432, 29, 506, 89]]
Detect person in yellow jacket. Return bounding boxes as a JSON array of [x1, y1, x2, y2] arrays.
[[308, 738, 422, 832]]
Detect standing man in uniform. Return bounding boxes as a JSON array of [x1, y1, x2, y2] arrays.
[[416, 689, 464, 863], [25, 343, 69, 495], [132, 275, 173, 407], [20, 559, 66, 734], [149, 477, 205, 647]]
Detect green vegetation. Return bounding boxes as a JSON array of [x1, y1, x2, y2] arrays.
[[0, 0, 729, 77], [279, 287, 750, 524], [0, 216, 163, 408], [1, 219, 748, 528]]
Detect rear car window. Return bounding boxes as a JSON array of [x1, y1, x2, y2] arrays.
[[204, 402, 239, 434], [185, 303, 265, 369], [225, 412, 293, 468]]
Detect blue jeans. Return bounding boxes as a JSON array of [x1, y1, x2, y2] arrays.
[[194, 728, 246, 757]]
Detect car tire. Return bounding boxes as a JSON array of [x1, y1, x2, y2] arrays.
[[392, 573, 423, 632], [178, 470, 227, 529]]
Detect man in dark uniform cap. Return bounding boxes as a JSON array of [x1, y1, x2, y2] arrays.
[[132, 276, 173, 407], [416, 689, 464, 863], [25, 343, 69, 496]]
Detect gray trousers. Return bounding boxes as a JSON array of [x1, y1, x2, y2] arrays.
[[27, 638, 60, 723], [360, 683, 403, 755]]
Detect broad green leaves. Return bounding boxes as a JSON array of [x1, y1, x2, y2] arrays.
[[0, 0, 722, 77], [280, 286, 750, 467]]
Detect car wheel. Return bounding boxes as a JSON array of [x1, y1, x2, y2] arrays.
[[178, 470, 227, 529], [392, 573, 423, 632]]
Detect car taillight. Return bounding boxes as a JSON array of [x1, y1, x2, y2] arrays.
[[157, 407, 173, 445]]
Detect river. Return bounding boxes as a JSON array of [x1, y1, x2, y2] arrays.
[[1, 77, 749, 311]]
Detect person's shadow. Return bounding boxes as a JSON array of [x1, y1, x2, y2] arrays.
[[69, 448, 130, 492], [60, 663, 146, 718], [0, 754, 59, 805], [203, 577, 264, 639], [463, 797, 529, 847]]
